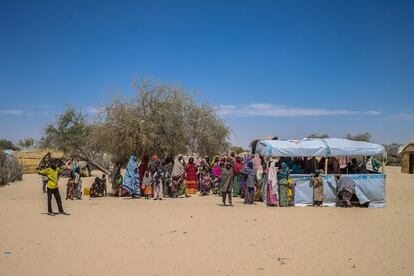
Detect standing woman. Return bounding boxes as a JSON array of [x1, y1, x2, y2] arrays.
[[232, 156, 244, 197], [277, 162, 290, 207], [185, 157, 198, 195], [265, 162, 278, 206], [138, 154, 149, 195], [171, 155, 186, 197]]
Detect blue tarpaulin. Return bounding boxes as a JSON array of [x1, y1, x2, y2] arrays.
[[291, 174, 386, 208], [256, 138, 386, 158]]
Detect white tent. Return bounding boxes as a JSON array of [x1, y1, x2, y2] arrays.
[[255, 138, 386, 158]]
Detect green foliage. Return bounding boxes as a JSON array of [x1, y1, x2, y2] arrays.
[[40, 107, 92, 156], [41, 79, 230, 168], [17, 137, 35, 148], [384, 143, 402, 166], [95, 80, 230, 163], [0, 139, 19, 151], [230, 146, 246, 155]]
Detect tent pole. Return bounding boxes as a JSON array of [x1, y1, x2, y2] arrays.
[[324, 157, 328, 174], [346, 156, 348, 174]]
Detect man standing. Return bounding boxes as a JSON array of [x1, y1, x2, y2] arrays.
[[38, 161, 70, 216]]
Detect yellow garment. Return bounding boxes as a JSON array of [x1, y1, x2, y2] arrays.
[[38, 167, 61, 189]]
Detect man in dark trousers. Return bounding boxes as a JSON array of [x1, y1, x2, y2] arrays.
[[38, 161, 70, 216]]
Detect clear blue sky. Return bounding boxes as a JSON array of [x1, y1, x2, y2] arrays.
[[1, 0, 413, 147]]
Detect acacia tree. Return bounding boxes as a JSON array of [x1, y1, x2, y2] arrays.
[[17, 137, 35, 148], [42, 79, 230, 174], [94, 79, 230, 162], [0, 139, 19, 151], [40, 107, 110, 174]]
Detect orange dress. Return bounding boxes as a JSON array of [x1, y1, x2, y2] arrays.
[[185, 163, 198, 194]]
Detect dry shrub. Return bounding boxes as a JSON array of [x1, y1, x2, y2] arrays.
[[0, 151, 22, 185]]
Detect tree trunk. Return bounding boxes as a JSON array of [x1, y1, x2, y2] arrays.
[[85, 158, 110, 175]]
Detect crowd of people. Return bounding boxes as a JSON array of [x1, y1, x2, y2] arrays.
[[106, 152, 362, 207], [37, 151, 382, 215]]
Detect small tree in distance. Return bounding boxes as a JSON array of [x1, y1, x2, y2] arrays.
[[345, 132, 372, 142], [307, 133, 329, 139]]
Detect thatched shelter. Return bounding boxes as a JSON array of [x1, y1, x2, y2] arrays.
[[401, 139, 414, 174], [15, 150, 64, 174]]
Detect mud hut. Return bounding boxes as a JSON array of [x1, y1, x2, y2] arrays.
[[401, 139, 414, 174]]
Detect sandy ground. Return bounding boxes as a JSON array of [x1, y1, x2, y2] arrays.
[[0, 166, 413, 276]]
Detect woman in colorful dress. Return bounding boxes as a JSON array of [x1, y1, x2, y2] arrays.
[[141, 171, 153, 199], [185, 157, 198, 194], [138, 154, 149, 195], [66, 172, 76, 200], [199, 159, 212, 195], [277, 162, 290, 207], [265, 162, 278, 206], [232, 156, 244, 197]]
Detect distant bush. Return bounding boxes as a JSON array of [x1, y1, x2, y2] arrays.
[[384, 143, 402, 166], [0, 151, 22, 185]]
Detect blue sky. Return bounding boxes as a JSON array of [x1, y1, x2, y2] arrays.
[[0, 0, 413, 147]]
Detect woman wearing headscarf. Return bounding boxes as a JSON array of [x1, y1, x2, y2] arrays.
[[253, 153, 264, 182], [240, 155, 252, 198], [152, 159, 164, 200], [277, 162, 290, 207], [185, 157, 198, 194], [171, 155, 186, 197], [220, 162, 233, 206], [138, 154, 149, 195], [199, 158, 212, 195], [240, 162, 257, 204], [90, 177, 105, 198], [232, 156, 244, 197], [263, 162, 278, 206]]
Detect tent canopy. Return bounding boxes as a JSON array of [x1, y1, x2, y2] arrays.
[[255, 138, 386, 158]]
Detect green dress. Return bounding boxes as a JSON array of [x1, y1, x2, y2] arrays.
[[278, 178, 289, 207], [232, 174, 242, 196]]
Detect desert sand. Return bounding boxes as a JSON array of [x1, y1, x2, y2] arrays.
[[0, 166, 413, 276]]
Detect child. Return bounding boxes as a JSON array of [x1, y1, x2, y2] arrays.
[[142, 171, 152, 199], [200, 172, 212, 196], [152, 160, 164, 200], [311, 170, 324, 206]]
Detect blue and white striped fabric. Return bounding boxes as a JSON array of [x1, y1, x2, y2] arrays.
[[122, 155, 140, 196]]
